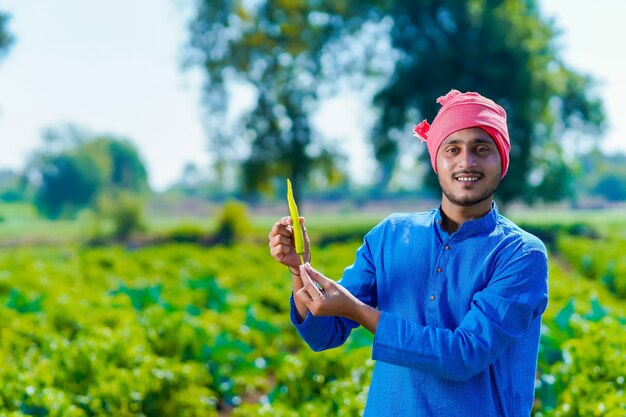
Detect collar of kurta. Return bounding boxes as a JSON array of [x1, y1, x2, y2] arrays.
[[434, 202, 498, 239]]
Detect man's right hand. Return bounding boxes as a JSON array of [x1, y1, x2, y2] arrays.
[[268, 216, 311, 270]]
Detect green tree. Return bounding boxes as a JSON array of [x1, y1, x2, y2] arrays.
[[26, 126, 149, 218], [186, 0, 365, 199], [0, 169, 27, 203], [368, 0, 604, 203], [585, 151, 626, 202], [83, 137, 149, 193], [593, 175, 626, 202], [32, 152, 104, 218]]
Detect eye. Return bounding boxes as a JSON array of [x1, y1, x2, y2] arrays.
[[445, 146, 460, 154], [475, 146, 491, 153]]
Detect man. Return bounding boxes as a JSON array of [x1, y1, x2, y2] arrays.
[[268, 89, 549, 416]]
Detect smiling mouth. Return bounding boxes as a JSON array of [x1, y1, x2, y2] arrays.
[[454, 174, 483, 183]]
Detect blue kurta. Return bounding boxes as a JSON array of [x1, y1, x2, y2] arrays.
[[290, 205, 548, 416]]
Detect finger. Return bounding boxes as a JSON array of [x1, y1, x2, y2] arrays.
[[295, 287, 314, 305], [304, 263, 328, 286], [300, 217, 311, 261], [269, 217, 292, 237], [274, 223, 293, 237], [269, 234, 292, 248], [300, 264, 325, 299], [270, 243, 291, 259]]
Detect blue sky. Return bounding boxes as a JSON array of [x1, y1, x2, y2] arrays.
[[0, 0, 625, 190]]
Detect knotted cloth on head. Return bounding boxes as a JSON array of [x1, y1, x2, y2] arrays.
[[413, 89, 511, 178]]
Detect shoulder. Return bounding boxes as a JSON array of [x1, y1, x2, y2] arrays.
[[495, 215, 547, 256], [379, 210, 436, 230], [365, 210, 436, 240]]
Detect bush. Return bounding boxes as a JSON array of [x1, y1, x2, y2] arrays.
[[212, 200, 251, 245], [87, 192, 146, 243], [542, 317, 626, 416], [164, 224, 207, 243]]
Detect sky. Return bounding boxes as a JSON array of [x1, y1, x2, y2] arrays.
[[0, 0, 625, 191]]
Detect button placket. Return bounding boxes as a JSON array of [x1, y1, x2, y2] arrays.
[[430, 238, 452, 304]]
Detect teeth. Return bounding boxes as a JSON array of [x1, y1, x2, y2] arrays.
[[457, 177, 479, 182]]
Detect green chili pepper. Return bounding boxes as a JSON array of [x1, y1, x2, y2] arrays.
[[287, 178, 304, 265]]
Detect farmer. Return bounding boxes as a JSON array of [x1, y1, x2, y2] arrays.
[[268, 89, 549, 416]]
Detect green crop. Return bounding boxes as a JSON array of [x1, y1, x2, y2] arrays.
[[0, 221, 625, 415]]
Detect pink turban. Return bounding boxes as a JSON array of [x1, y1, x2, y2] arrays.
[[413, 89, 510, 178]]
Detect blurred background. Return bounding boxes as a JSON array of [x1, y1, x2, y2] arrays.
[[0, 0, 624, 416]]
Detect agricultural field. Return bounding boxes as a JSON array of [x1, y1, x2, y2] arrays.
[[0, 203, 625, 416]]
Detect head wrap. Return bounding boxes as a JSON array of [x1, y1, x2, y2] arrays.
[[413, 89, 510, 178]]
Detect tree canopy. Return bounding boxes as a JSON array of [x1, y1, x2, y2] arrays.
[[369, 0, 604, 203], [25, 127, 149, 219], [188, 0, 604, 204], [187, 0, 369, 199]]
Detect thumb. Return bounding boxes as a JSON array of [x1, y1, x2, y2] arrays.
[[300, 217, 312, 263], [302, 262, 327, 297]]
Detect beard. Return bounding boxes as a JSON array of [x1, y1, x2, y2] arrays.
[[439, 174, 501, 207]]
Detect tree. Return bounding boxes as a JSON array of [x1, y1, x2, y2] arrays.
[[32, 152, 104, 219], [83, 138, 149, 192], [580, 150, 626, 203], [0, 169, 26, 203], [186, 0, 367, 199], [26, 126, 149, 218], [593, 175, 626, 202], [367, 0, 604, 203]]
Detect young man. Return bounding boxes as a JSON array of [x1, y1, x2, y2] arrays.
[[268, 90, 549, 416]]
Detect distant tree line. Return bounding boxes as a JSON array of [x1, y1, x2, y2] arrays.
[[4, 144, 624, 216], [161, 149, 626, 206]]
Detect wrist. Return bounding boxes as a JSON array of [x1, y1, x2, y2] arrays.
[[347, 300, 380, 334]]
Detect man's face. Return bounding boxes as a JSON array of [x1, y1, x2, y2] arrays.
[[436, 127, 502, 208]]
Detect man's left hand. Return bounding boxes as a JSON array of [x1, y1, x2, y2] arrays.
[[296, 263, 380, 334]]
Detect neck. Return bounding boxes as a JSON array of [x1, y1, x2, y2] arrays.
[[440, 195, 493, 234]]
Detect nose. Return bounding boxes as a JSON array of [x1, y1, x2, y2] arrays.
[[459, 149, 477, 168]]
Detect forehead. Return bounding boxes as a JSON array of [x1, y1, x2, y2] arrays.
[[442, 127, 496, 145]]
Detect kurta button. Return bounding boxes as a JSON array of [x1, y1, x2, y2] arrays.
[[445, 245, 450, 250], [437, 267, 442, 272], [430, 295, 436, 301]]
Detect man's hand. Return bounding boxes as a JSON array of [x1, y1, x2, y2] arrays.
[[296, 263, 380, 334], [268, 216, 311, 269]]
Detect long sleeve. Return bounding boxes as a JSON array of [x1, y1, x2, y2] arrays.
[[289, 227, 379, 351], [372, 247, 548, 381]]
